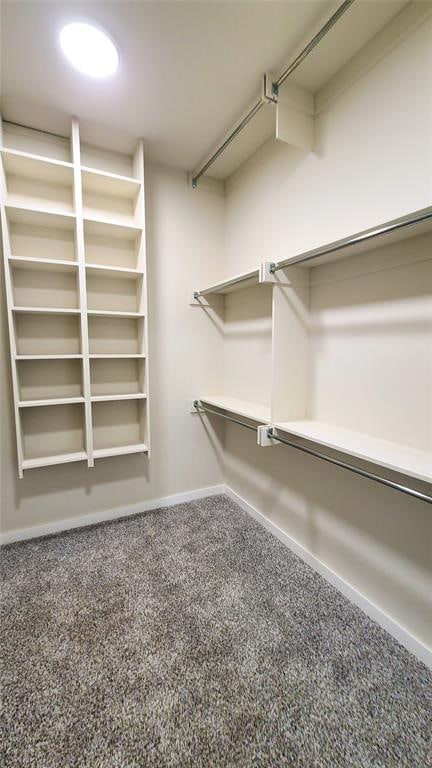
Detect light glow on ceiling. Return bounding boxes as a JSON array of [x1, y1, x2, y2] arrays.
[[59, 22, 119, 78]]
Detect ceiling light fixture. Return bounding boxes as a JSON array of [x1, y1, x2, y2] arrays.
[[59, 22, 119, 78]]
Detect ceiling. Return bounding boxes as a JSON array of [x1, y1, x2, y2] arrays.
[[1, 1, 409, 179]]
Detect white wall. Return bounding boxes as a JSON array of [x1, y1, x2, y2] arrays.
[[222, 18, 432, 650], [0, 163, 225, 534]]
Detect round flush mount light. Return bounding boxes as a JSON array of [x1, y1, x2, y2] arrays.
[[59, 22, 119, 78]]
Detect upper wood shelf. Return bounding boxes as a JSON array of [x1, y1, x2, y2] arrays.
[[192, 207, 432, 299], [198, 395, 270, 424], [273, 420, 432, 483], [9, 256, 78, 272], [85, 263, 140, 279], [194, 268, 260, 298], [83, 216, 142, 238], [12, 306, 81, 315], [81, 166, 141, 198], [1, 147, 74, 184], [5, 204, 76, 229]]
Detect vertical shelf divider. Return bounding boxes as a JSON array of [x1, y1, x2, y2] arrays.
[[133, 139, 151, 454], [71, 117, 94, 467], [0, 114, 25, 477]]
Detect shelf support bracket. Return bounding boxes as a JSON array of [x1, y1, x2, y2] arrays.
[[276, 82, 315, 152], [257, 425, 280, 447]]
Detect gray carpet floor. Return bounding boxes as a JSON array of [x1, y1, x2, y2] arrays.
[[1, 494, 431, 768]]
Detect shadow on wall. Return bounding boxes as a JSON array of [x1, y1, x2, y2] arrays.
[[223, 422, 432, 645]]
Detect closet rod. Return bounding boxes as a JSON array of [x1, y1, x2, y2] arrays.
[[270, 208, 432, 272], [194, 401, 258, 432], [191, 0, 355, 187], [267, 429, 432, 504]]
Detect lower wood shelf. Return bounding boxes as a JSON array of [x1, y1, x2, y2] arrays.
[[22, 450, 88, 470], [93, 443, 148, 459], [273, 420, 432, 483], [199, 395, 271, 424], [19, 397, 85, 408], [91, 394, 146, 402]]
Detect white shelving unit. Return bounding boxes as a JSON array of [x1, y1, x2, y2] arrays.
[[193, 208, 432, 492], [1, 117, 150, 477]]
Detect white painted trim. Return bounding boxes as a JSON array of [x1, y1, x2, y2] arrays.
[[0, 484, 225, 545], [224, 486, 432, 669]]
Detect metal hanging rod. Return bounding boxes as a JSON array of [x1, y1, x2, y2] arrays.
[[191, 0, 356, 187], [269, 207, 432, 272], [274, 0, 356, 90], [193, 401, 431, 502], [193, 401, 259, 432], [267, 429, 432, 504]]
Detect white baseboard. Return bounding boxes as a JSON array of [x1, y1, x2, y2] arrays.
[[2, 481, 430, 668], [225, 486, 432, 669], [0, 484, 225, 546]]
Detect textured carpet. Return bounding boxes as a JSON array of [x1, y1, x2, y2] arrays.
[[1, 494, 431, 768]]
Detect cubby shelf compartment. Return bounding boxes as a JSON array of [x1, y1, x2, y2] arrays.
[[11, 261, 79, 309], [92, 399, 148, 458], [1, 116, 151, 475], [199, 396, 271, 424], [20, 402, 87, 471], [1, 148, 74, 215], [273, 421, 432, 483]]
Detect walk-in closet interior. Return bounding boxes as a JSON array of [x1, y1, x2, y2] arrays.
[[1, 2, 431, 767]]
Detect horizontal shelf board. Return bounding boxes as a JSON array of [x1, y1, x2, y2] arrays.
[[276, 207, 432, 270], [9, 256, 79, 272], [19, 396, 85, 408], [89, 354, 145, 359], [85, 263, 141, 279], [5, 204, 76, 229], [83, 215, 142, 237], [87, 310, 144, 318], [273, 420, 432, 483], [81, 166, 141, 198], [93, 443, 148, 459], [12, 306, 81, 315], [199, 395, 270, 424], [15, 354, 83, 360], [22, 450, 87, 470], [91, 393, 147, 402], [1, 147, 74, 184], [196, 268, 260, 297]]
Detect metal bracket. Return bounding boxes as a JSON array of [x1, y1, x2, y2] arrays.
[[189, 399, 204, 414], [189, 291, 211, 306], [262, 72, 278, 104], [257, 425, 280, 447], [259, 262, 310, 287]]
